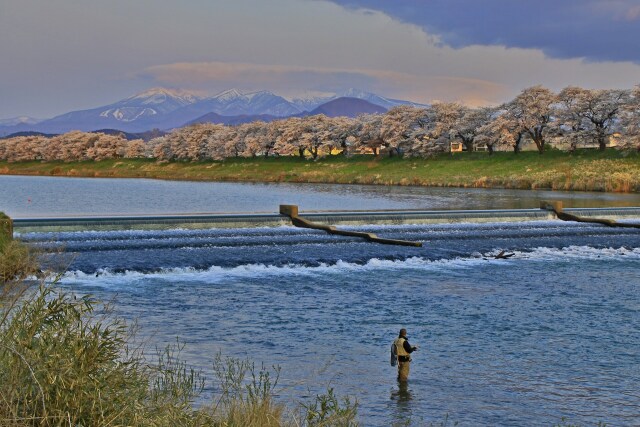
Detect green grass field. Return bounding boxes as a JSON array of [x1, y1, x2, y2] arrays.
[[1, 150, 639, 192]]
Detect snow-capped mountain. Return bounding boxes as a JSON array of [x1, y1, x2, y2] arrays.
[[289, 88, 427, 111], [188, 89, 303, 117], [0, 87, 427, 135], [289, 91, 337, 112], [0, 116, 42, 126], [97, 88, 201, 122], [11, 88, 203, 133]]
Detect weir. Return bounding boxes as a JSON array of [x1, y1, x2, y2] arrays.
[[10, 206, 640, 233]]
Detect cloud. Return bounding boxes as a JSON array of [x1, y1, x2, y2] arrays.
[[624, 5, 640, 20], [142, 61, 507, 106], [324, 0, 640, 63], [2, 0, 640, 117]]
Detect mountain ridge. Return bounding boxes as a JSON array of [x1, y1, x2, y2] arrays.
[[0, 87, 427, 135]]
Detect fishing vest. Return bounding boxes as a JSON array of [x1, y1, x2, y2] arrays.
[[394, 337, 409, 357]]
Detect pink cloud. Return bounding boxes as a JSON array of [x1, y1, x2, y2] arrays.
[[626, 5, 640, 20]]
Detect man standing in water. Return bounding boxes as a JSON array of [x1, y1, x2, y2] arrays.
[[394, 328, 418, 381]]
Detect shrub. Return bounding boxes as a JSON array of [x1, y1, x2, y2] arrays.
[[0, 241, 39, 287], [0, 236, 358, 426]]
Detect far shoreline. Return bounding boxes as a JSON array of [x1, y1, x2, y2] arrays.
[[1, 151, 639, 193]]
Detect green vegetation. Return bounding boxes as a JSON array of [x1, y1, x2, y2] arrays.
[[0, 211, 12, 250], [1, 150, 639, 192], [0, 239, 358, 426]]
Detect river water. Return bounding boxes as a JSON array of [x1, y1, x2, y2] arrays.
[[3, 175, 640, 217], [4, 176, 640, 426]]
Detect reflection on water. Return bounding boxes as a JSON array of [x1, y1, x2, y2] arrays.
[[1, 175, 640, 218], [390, 380, 414, 423]]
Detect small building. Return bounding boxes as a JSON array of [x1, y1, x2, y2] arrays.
[[450, 141, 463, 152]]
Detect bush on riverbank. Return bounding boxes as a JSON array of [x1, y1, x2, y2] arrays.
[[0, 241, 358, 426], [1, 215, 39, 288], [0, 211, 11, 250]]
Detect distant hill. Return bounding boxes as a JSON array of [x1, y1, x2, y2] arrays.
[[1, 131, 58, 139], [1, 129, 166, 142], [307, 97, 387, 117], [92, 128, 167, 141], [186, 112, 279, 126]]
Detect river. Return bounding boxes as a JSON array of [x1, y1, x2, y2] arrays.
[[4, 175, 640, 426]]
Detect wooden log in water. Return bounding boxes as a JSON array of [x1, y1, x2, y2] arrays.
[[281, 205, 423, 247], [540, 201, 640, 229]]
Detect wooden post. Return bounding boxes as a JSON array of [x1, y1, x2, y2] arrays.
[[279, 205, 299, 217]]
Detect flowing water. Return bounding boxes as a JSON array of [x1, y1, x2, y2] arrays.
[[4, 176, 640, 425]]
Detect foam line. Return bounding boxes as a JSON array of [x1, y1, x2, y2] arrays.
[[59, 246, 640, 287]]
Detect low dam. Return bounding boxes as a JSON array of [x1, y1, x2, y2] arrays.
[[11, 206, 640, 233]]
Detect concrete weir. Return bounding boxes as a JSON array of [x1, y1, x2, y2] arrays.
[[10, 206, 640, 233]]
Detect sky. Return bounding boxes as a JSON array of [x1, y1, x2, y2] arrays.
[[1, 0, 640, 118]]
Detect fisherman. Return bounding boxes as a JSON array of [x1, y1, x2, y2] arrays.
[[393, 328, 418, 381]]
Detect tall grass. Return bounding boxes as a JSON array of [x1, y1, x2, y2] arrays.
[[0, 240, 358, 426]]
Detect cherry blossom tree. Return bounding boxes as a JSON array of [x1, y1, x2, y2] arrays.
[[618, 85, 640, 151], [476, 114, 518, 155], [557, 86, 629, 151], [273, 117, 306, 157], [452, 107, 495, 152], [353, 114, 384, 156], [503, 86, 557, 154]]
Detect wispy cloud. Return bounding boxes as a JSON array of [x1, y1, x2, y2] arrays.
[[625, 5, 640, 20]]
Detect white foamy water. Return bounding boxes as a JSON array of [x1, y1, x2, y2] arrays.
[[59, 245, 640, 289]]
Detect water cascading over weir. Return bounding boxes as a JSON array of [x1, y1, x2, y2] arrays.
[[8, 205, 640, 234]]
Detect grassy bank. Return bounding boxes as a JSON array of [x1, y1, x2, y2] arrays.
[[1, 150, 639, 192]]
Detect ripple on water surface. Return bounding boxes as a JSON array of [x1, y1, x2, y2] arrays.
[[28, 221, 640, 425]]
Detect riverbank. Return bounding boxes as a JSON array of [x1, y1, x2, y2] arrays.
[[1, 150, 639, 192]]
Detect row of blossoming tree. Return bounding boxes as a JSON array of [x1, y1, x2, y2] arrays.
[[1, 85, 639, 163]]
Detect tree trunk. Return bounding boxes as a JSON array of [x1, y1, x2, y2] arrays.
[[594, 123, 608, 151], [487, 144, 494, 156], [598, 134, 607, 151], [529, 129, 545, 154], [298, 147, 305, 158], [513, 134, 522, 154]]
